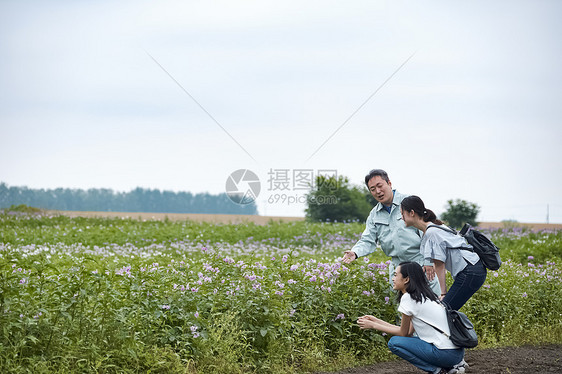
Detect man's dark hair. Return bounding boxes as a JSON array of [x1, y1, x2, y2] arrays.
[[364, 169, 390, 186]]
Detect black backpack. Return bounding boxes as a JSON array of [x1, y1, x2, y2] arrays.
[[427, 223, 502, 271], [418, 301, 479, 349]]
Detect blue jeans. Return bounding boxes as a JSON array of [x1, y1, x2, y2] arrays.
[[443, 259, 487, 311], [388, 336, 464, 373]]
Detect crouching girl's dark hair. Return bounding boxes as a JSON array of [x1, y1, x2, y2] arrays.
[[396, 261, 438, 303]]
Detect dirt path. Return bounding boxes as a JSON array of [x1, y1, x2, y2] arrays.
[[317, 345, 562, 374]]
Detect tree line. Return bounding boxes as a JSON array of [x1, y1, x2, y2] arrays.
[[0, 183, 258, 215]]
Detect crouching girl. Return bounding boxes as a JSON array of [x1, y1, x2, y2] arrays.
[[357, 262, 463, 374]]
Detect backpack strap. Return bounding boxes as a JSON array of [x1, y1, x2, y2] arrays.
[[414, 300, 450, 337], [426, 224, 457, 235], [426, 224, 475, 252]]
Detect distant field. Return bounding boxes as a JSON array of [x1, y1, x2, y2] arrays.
[[46, 210, 306, 225], [46, 210, 562, 229], [476, 221, 562, 230]]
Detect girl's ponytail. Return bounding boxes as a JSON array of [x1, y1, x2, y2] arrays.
[[401, 196, 443, 225], [423, 209, 443, 225]]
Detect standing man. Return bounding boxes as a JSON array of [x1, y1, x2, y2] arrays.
[[343, 169, 440, 295]]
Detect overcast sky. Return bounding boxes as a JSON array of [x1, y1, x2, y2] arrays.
[[1, 0, 561, 223]]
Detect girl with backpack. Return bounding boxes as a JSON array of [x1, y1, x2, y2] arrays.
[[400, 195, 487, 311], [358, 261, 464, 374]]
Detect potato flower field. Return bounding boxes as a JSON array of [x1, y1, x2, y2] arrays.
[[1, 212, 561, 373]]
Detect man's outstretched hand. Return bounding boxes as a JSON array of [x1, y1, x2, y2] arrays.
[[342, 251, 357, 264]]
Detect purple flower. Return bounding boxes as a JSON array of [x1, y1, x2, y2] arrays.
[[384, 296, 390, 304], [528, 256, 534, 260], [335, 313, 345, 320], [190, 325, 200, 338], [162, 305, 170, 310], [194, 311, 199, 318], [522, 292, 528, 297]]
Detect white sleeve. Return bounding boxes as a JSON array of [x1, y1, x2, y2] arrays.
[[397, 294, 415, 316]]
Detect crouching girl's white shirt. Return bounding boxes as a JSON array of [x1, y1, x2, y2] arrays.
[[398, 293, 458, 349]]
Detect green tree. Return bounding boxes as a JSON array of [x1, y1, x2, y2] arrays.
[[441, 199, 480, 229], [305, 175, 375, 222]]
